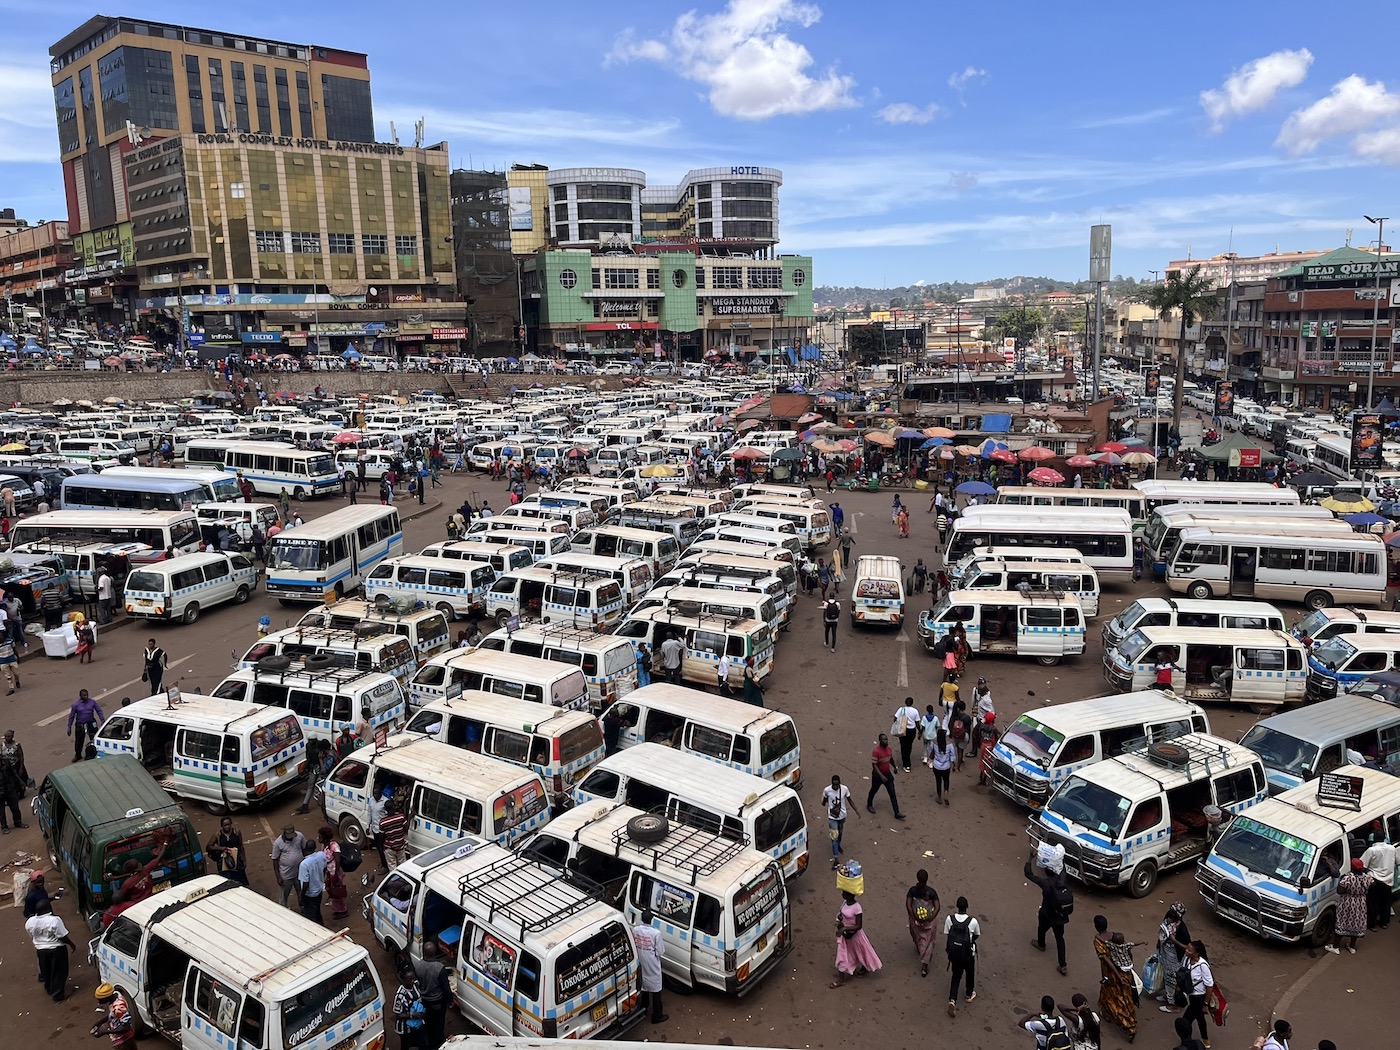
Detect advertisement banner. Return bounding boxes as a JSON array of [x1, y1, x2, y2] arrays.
[[1352, 412, 1385, 473], [709, 296, 782, 316], [1144, 368, 1160, 399], [1214, 381, 1234, 418]]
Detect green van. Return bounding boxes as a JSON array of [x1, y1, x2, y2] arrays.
[[31, 755, 205, 930]]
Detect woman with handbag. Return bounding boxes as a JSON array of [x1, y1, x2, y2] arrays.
[[831, 890, 882, 988], [319, 825, 350, 920], [1179, 940, 1214, 1049], [0, 728, 29, 833], [1155, 902, 1190, 1013]]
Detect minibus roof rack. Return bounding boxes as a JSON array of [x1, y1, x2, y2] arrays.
[[456, 852, 600, 936], [611, 819, 750, 886]]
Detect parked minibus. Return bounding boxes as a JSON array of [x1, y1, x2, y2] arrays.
[[729, 500, 831, 549], [605, 683, 800, 787], [989, 690, 1210, 809], [186, 439, 340, 499], [692, 524, 802, 561], [95, 877, 385, 1050], [657, 562, 791, 627], [948, 545, 1086, 585], [238, 624, 418, 687], [1306, 633, 1400, 701], [102, 465, 242, 503], [420, 538, 534, 574], [1292, 607, 1400, 646], [408, 649, 590, 713], [1104, 626, 1308, 706], [1031, 732, 1268, 896], [1142, 504, 1340, 577], [945, 506, 1135, 580], [677, 548, 798, 598], [365, 554, 497, 621], [321, 735, 550, 850], [615, 607, 775, 687], [211, 662, 406, 743], [404, 693, 606, 810], [535, 551, 654, 608], [93, 696, 305, 811], [469, 513, 571, 539], [959, 559, 1102, 617], [518, 804, 791, 995], [1239, 694, 1400, 794], [1198, 765, 1400, 944], [917, 589, 1086, 666], [264, 504, 403, 603], [572, 744, 808, 878], [122, 550, 259, 623], [477, 624, 640, 710], [1103, 597, 1286, 653], [365, 839, 642, 1038], [482, 565, 625, 631], [615, 501, 705, 549], [296, 598, 451, 659], [468, 525, 572, 560], [567, 526, 677, 578], [633, 585, 780, 635], [9, 509, 200, 558]]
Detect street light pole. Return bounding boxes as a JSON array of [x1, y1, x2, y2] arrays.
[[1365, 215, 1388, 409]]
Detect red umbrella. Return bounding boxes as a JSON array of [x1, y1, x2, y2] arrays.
[[989, 449, 1017, 464], [836, 439, 859, 452], [1097, 440, 1128, 453], [729, 446, 769, 460], [1017, 446, 1056, 462], [332, 431, 363, 444], [1027, 467, 1065, 485], [1065, 455, 1098, 468]]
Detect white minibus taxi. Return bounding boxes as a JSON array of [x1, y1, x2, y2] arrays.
[[409, 649, 590, 713], [917, 589, 1086, 666], [850, 555, 905, 627], [420, 539, 534, 575], [614, 607, 775, 688], [365, 554, 497, 621], [477, 624, 639, 711], [570, 525, 680, 578], [212, 662, 406, 743], [1239, 694, 1400, 794], [1104, 626, 1307, 706], [122, 550, 259, 623], [238, 625, 419, 688], [296, 599, 451, 660], [1292, 608, 1400, 646], [730, 500, 832, 549], [469, 525, 572, 561], [518, 804, 792, 996], [483, 566, 626, 631], [632, 585, 780, 635], [1103, 597, 1286, 652], [1306, 634, 1400, 701], [960, 559, 1101, 617], [535, 551, 653, 608]]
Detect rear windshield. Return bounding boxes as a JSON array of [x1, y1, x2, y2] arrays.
[[733, 868, 782, 936], [759, 722, 798, 765], [558, 723, 604, 764], [102, 822, 194, 885], [280, 959, 379, 1049], [555, 922, 632, 1001], [753, 797, 805, 852], [125, 570, 164, 592]]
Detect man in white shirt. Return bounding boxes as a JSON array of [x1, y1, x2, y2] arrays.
[[821, 775, 857, 869], [25, 898, 76, 1001], [1020, 995, 1068, 1049], [1362, 834, 1396, 929], [658, 634, 685, 685], [893, 698, 921, 772], [716, 653, 732, 697], [96, 570, 115, 624], [944, 895, 981, 1016]]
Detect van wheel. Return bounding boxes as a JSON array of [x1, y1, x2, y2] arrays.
[[293, 487, 307, 502], [1036, 655, 1061, 667], [182, 602, 200, 624], [1304, 590, 1332, 611], [257, 654, 294, 672], [233, 585, 250, 604], [1310, 907, 1337, 948], [495, 610, 511, 629], [204, 800, 231, 817], [305, 653, 336, 671], [338, 815, 366, 846], [1187, 581, 1212, 600], [1127, 859, 1158, 898], [435, 602, 456, 622], [626, 813, 669, 844]]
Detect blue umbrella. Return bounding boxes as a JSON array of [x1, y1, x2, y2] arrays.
[[979, 439, 1008, 455], [0, 334, 15, 349], [894, 427, 924, 441], [956, 480, 996, 496], [920, 437, 950, 449], [1345, 511, 1387, 526], [341, 348, 362, 360]]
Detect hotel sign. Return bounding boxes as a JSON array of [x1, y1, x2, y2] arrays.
[[195, 133, 406, 155], [1303, 259, 1400, 283], [710, 296, 782, 316]]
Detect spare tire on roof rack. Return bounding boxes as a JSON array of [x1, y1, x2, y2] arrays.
[[1146, 740, 1190, 768], [304, 653, 336, 671], [256, 654, 293, 673], [626, 813, 669, 845]]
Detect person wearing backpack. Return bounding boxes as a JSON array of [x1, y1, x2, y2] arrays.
[[944, 895, 980, 1017], [1025, 846, 1074, 975], [822, 595, 841, 652], [1021, 994, 1075, 1050], [948, 700, 973, 772], [392, 960, 427, 1050]]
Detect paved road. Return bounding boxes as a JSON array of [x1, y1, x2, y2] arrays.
[[0, 475, 1364, 1048]]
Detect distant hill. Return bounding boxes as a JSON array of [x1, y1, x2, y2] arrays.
[[815, 275, 1145, 310]]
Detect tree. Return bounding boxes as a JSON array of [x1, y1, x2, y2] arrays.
[[991, 307, 1045, 349], [1144, 265, 1220, 432]]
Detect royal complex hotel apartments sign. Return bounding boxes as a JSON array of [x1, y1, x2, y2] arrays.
[[193, 133, 406, 155]]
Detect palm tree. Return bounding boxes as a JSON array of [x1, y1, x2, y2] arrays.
[[1144, 266, 1220, 432]]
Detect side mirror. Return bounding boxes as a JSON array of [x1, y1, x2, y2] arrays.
[[1298, 876, 1311, 889]]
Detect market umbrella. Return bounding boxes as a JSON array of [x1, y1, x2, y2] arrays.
[[1027, 467, 1065, 485], [341, 348, 362, 360], [0, 442, 27, 453], [1065, 455, 1098, 468], [979, 438, 1008, 455], [923, 426, 956, 438], [640, 464, 675, 477], [811, 439, 842, 453], [1288, 472, 1337, 489], [955, 480, 996, 496], [1321, 495, 1376, 513], [103, 356, 121, 367], [919, 437, 950, 449], [797, 412, 823, 425], [1345, 511, 1387, 526], [836, 439, 859, 452], [736, 419, 762, 432], [1097, 440, 1128, 453], [1120, 451, 1158, 466], [938, 448, 956, 461], [1017, 446, 1056, 462], [103, 396, 125, 405], [1093, 451, 1123, 466], [864, 431, 896, 448], [954, 444, 982, 457], [332, 431, 363, 444], [989, 449, 1017, 464], [565, 447, 589, 459], [1385, 533, 1400, 548], [772, 447, 805, 462], [729, 446, 769, 460], [894, 427, 925, 441]]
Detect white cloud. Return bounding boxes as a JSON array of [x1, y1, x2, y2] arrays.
[[1353, 124, 1400, 165], [947, 66, 987, 101], [1200, 48, 1313, 132], [0, 61, 59, 163], [1077, 107, 1177, 130], [1276, 75, 1400, 155], [606, 0, 857, 120], [876, 102, 939, 125]]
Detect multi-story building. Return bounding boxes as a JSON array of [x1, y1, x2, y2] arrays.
[[122, 133, 459, 353], [49, 15, 375, 321], [1260, 246, 1398, 409], [0, 221, 72, 330], [1166, 250, 1325, 287]]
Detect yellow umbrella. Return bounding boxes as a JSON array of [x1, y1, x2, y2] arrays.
[[1321, 495, 1375, 513], [640, 464, 676, 477], [0, 442, 27, 452]]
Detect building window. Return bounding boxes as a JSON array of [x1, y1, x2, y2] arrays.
[[291, 231, 322, 254], [321, 74, 373, 142], [552, 185, 567, 202], [577, 202, 632, 222], [694, 268, 706, 289], [274, 68, 291, 137], [295, 70, 312, 137], [553, 203, 568, 223], [208, 58, 225, 132], [712, 267, 743, 290], [604, 268, 639, 290], [53, 76, 79, 154], [553, 224, 569, 241], [721, 181, 773, 198], [697, 201, 712, 220], [696, 182, 711, 199], [558, 268, 578, 289], [646, 268, 660, 290], [361, 234, 387, 254], [395, 234, 417, 256], [724, 199, 773, 219], [647, 300, 660, 318], [748, 266, 782, 289], [576, 183, 633, 202], [591, 268, 600, 290], [255, 230, 287, 253], [791, 268, 806, 287], [698, 222, 713, 239], [252, 65, 271, 133], [230, 61, 249, 132], [328, 233, 354, 254], [672, 268, 688, 288], [229, 182, 245, 199]]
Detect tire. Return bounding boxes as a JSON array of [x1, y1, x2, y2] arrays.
[[626, 813, 669, 844], [1036, 654, 1061, 667], [1187, 581, 1212, 600], [182, 602, 200, 624], [435, 602, 457, 622], [1309, 907, 1337, 948], [1304, 590, 1332, 611], [1147, 741, 1191, 766], [304, 653, 336, 671], [293, 487, 307, 501], [338, 815, 366, 847], [495, 609, 511, 628], [257, 654, 294, 672], [1128, 859, 1158, 898], [203, 800, 231, 817], [233, 585, 250, 604]]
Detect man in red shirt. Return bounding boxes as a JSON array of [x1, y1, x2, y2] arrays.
[[866, 733, 906, 819]]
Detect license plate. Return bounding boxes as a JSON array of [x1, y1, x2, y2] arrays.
[[274, 763, 287, 776], [153, 881, 170, 894], [591, 1003, 608, 1023], [757, 934, 768, 952]]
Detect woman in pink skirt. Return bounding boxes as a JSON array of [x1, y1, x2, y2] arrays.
[[831, 891, 883, 987]]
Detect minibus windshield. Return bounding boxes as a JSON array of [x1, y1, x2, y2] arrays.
[[1001, 716, 1064, 764], [267, 538, 325, 571], [760, 723, 798, 765], [1212, 816, 1315, 886], [1238, 726, 1317, 777], [1117, 630, 1153, 664], [1046, 776, 1131, 838], [1310, 637, 1357, 672]]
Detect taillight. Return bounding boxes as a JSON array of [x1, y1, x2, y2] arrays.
[[553, 773, 564, 795], [244, 770, 255, 789], [552, 736, 562, 762]]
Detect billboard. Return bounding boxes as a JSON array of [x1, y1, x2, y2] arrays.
[[508, 186, 533, 231], [1214, 381, 1234, 418], [1144, 368, 1160, 399], [1089, 225, 1112, 284], [1352, 412, 1385, 473]]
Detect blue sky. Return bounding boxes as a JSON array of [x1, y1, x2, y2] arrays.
[[4, 0, 1399, 287]]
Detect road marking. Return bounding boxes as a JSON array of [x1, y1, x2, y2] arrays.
[[896, 633, 908, 688], [35, 654, 199, 726]]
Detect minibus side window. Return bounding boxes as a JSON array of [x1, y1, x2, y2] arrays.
[[288, 689, 332, 722], [238, 999, 266, 1050], [623, 779, 669, 813], [686, 724, 734, 762], [1215, 767, 1261, 808], [1126, 797, 1162, 835], [103, 915, 143, 957], [103, 717, 135, 741], [632, 874, 696, 927], [694, 893, 722, 936], [178, 730, 222, 762], [330, 759, 370, 790], [185, 968, 240, 1038], [1056, 735, 1095, 767], [516, 951, 541, 1002], [578, 769, 620, 798], [489, 728, 530, 765]]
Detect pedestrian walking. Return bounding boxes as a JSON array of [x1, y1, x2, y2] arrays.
[[1093, 914, 1137, 1041], [659, 633, 684, 685], [822, 595, 840, 651], [830, 890, 882, 987], [1155, 902, 1191, 1013], [0, 636, 18, 694], [944, 895, 980, 1016], [1025, 845, 1074, 975], [1328, 858, 1371, 954], [26, 897, 76, 1001], [822, 775, 856, 868], [297, 840, 328, 924], [271, 825, 307, 908], [632, 908, 668, 1023], [817, 559, 832, 599], [716, 652, 732, 697], [635, 643, 652, 687], [321, 825, 350, 920], [0, 729, 29, 833], [207, 816, 249, 885], [893, 697, 921, 771], [905, 868, 940, 977], [929, 727, 954, 806], [972, 677, 995, 721], [414, 942, 451, 1050], [1179, 940, 1214, 1047], [972, 712, 999, 786], [1060, 993, 1102, 1050], [67, 689, 104, 761], [1020, 995, 1071, 1049], [392, 959, 427, 1050], [866, 732, 906, 819], [142, 639, 168, 694], [742, 657, 765, 706], [74, 618, 95, 663]]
